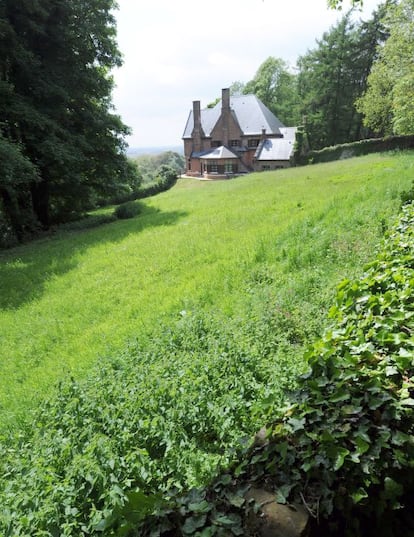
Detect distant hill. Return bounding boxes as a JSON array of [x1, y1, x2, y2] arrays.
[[127, 145, 183, 157]]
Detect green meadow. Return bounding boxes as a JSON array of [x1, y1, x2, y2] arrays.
[[1, 151, 413, 432]]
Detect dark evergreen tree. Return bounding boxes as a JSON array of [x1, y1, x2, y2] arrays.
[[0, 0, 138, 241], [297, 7, 387, 149]]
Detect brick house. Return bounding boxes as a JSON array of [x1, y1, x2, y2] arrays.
[[182, 88, 297, 178]]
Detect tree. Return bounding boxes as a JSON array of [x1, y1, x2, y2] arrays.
[[297, 7, 387, 149], [243, 57, 300, 125], [0, 0, 136, 241], [327, 0, 364, 7], [357, 0, 414, 135]]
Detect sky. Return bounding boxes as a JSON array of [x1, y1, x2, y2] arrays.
[[112, 0, 382, 149]]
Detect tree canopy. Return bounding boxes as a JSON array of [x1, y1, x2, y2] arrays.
[[297, 6, 388, 149], [357, 0, 414, 136], [0, 0, 138, 243], [243, 57, 300, 126]]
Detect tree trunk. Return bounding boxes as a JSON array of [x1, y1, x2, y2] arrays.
[[31, 179, 50, 229], [0, 187, 24, 242]]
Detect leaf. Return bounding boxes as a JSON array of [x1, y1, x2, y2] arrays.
[[384, 477, 403, 500], [212, 513, 241, 527], [354, 436, 370, 456], [288, 416, 306, 431], [331, 447, 350, 471], [188, 500, 212, 514], [225, 491, 245, 508], [351, 487, 368, 504], [276, 483, 294, 504], [400, 398, 414, 407], [182, 515, 207, 534]]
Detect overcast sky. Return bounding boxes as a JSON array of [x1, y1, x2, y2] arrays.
[[112, 0, 382, 149]]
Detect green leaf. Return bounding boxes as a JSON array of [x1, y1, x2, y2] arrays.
[[276, 483, 294, 504], [351, 487, 368, 504], [182, 515, 207, 534], [329, 447, 350, 471], [188, 500, 212, 514], [384, 477, 403, 500], [354, 436, 370, 456], [288, 417, 306, 431]]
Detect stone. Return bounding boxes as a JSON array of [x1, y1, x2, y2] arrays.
[[245, 488, 310, 537]]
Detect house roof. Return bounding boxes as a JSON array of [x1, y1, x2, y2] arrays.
[[182, 94, 285, 139], [255, 128, 297, 161], [199, 146, 239, 160]]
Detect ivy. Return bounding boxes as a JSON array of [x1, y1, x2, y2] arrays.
[[136, 202, 414, 536]]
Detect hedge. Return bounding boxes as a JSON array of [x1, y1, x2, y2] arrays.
[[296, 135, 414, 165]]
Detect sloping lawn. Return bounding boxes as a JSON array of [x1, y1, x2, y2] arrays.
[[0, 151, 413, 431]]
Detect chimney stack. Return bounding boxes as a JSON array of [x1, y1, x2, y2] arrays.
[[221, 88, 230, 111], [221, 88, 230, 146], [192, 100, 202, 152]]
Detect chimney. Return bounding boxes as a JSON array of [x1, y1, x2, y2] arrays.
[[221, 88, 230, 111], [221, 88, 230, 146], [192, 100, 202, 152]]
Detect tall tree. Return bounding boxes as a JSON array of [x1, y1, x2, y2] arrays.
[[243, 57, 300, 126], [356, 0, 414, 136], [297, 7, 387, 149], [0, 0, 137, 240]]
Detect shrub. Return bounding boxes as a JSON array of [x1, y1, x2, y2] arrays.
[[297, 135, 414, 165], [114, 201, 142, 220]]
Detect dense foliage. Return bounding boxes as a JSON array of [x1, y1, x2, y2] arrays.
[[0, 296, 309, 535], [241, 57, 300, 126], [133, 201, 414, 537], [0, 0, 138, 243], [356, 0, 414, 137], [231, 5, 388, 150], [132, 152, 184, 184], [297, 6, 387, 149]]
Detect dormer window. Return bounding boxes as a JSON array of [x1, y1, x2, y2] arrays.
[[248, 139, 260, 148]]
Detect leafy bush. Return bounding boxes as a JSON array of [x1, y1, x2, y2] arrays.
[[137, 165, 178, 199], [114, 201, 142, 219], [132, 151, 184, 184], [0, 301, 309, 536]]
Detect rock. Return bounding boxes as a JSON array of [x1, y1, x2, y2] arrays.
[[245, 488, 310, 537]]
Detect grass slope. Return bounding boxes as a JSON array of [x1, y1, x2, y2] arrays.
[[0, 151, 413, 431]]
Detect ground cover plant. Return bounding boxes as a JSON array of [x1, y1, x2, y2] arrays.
[[133, 201, 414, 537], [0, 154, 413, 535], [0, 152, 413, 534]]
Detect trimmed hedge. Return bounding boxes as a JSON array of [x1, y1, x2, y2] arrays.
[[296, 135, 414, 165]]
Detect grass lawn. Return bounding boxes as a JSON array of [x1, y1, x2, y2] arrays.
[[0, 151, 413, 431]]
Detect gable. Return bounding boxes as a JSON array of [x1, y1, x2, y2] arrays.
[[182, 94, 285, 139]]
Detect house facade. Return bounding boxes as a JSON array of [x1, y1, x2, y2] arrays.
[[182, 88, 297, 179]]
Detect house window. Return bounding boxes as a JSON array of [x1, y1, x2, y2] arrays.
[[225, 161, 233, 173], [261, 165, 271, 170], [230, 139, 240, 147], [207, 161, 218, 173], [248, 139, 260, 148], [211, 140, 221, 147]]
